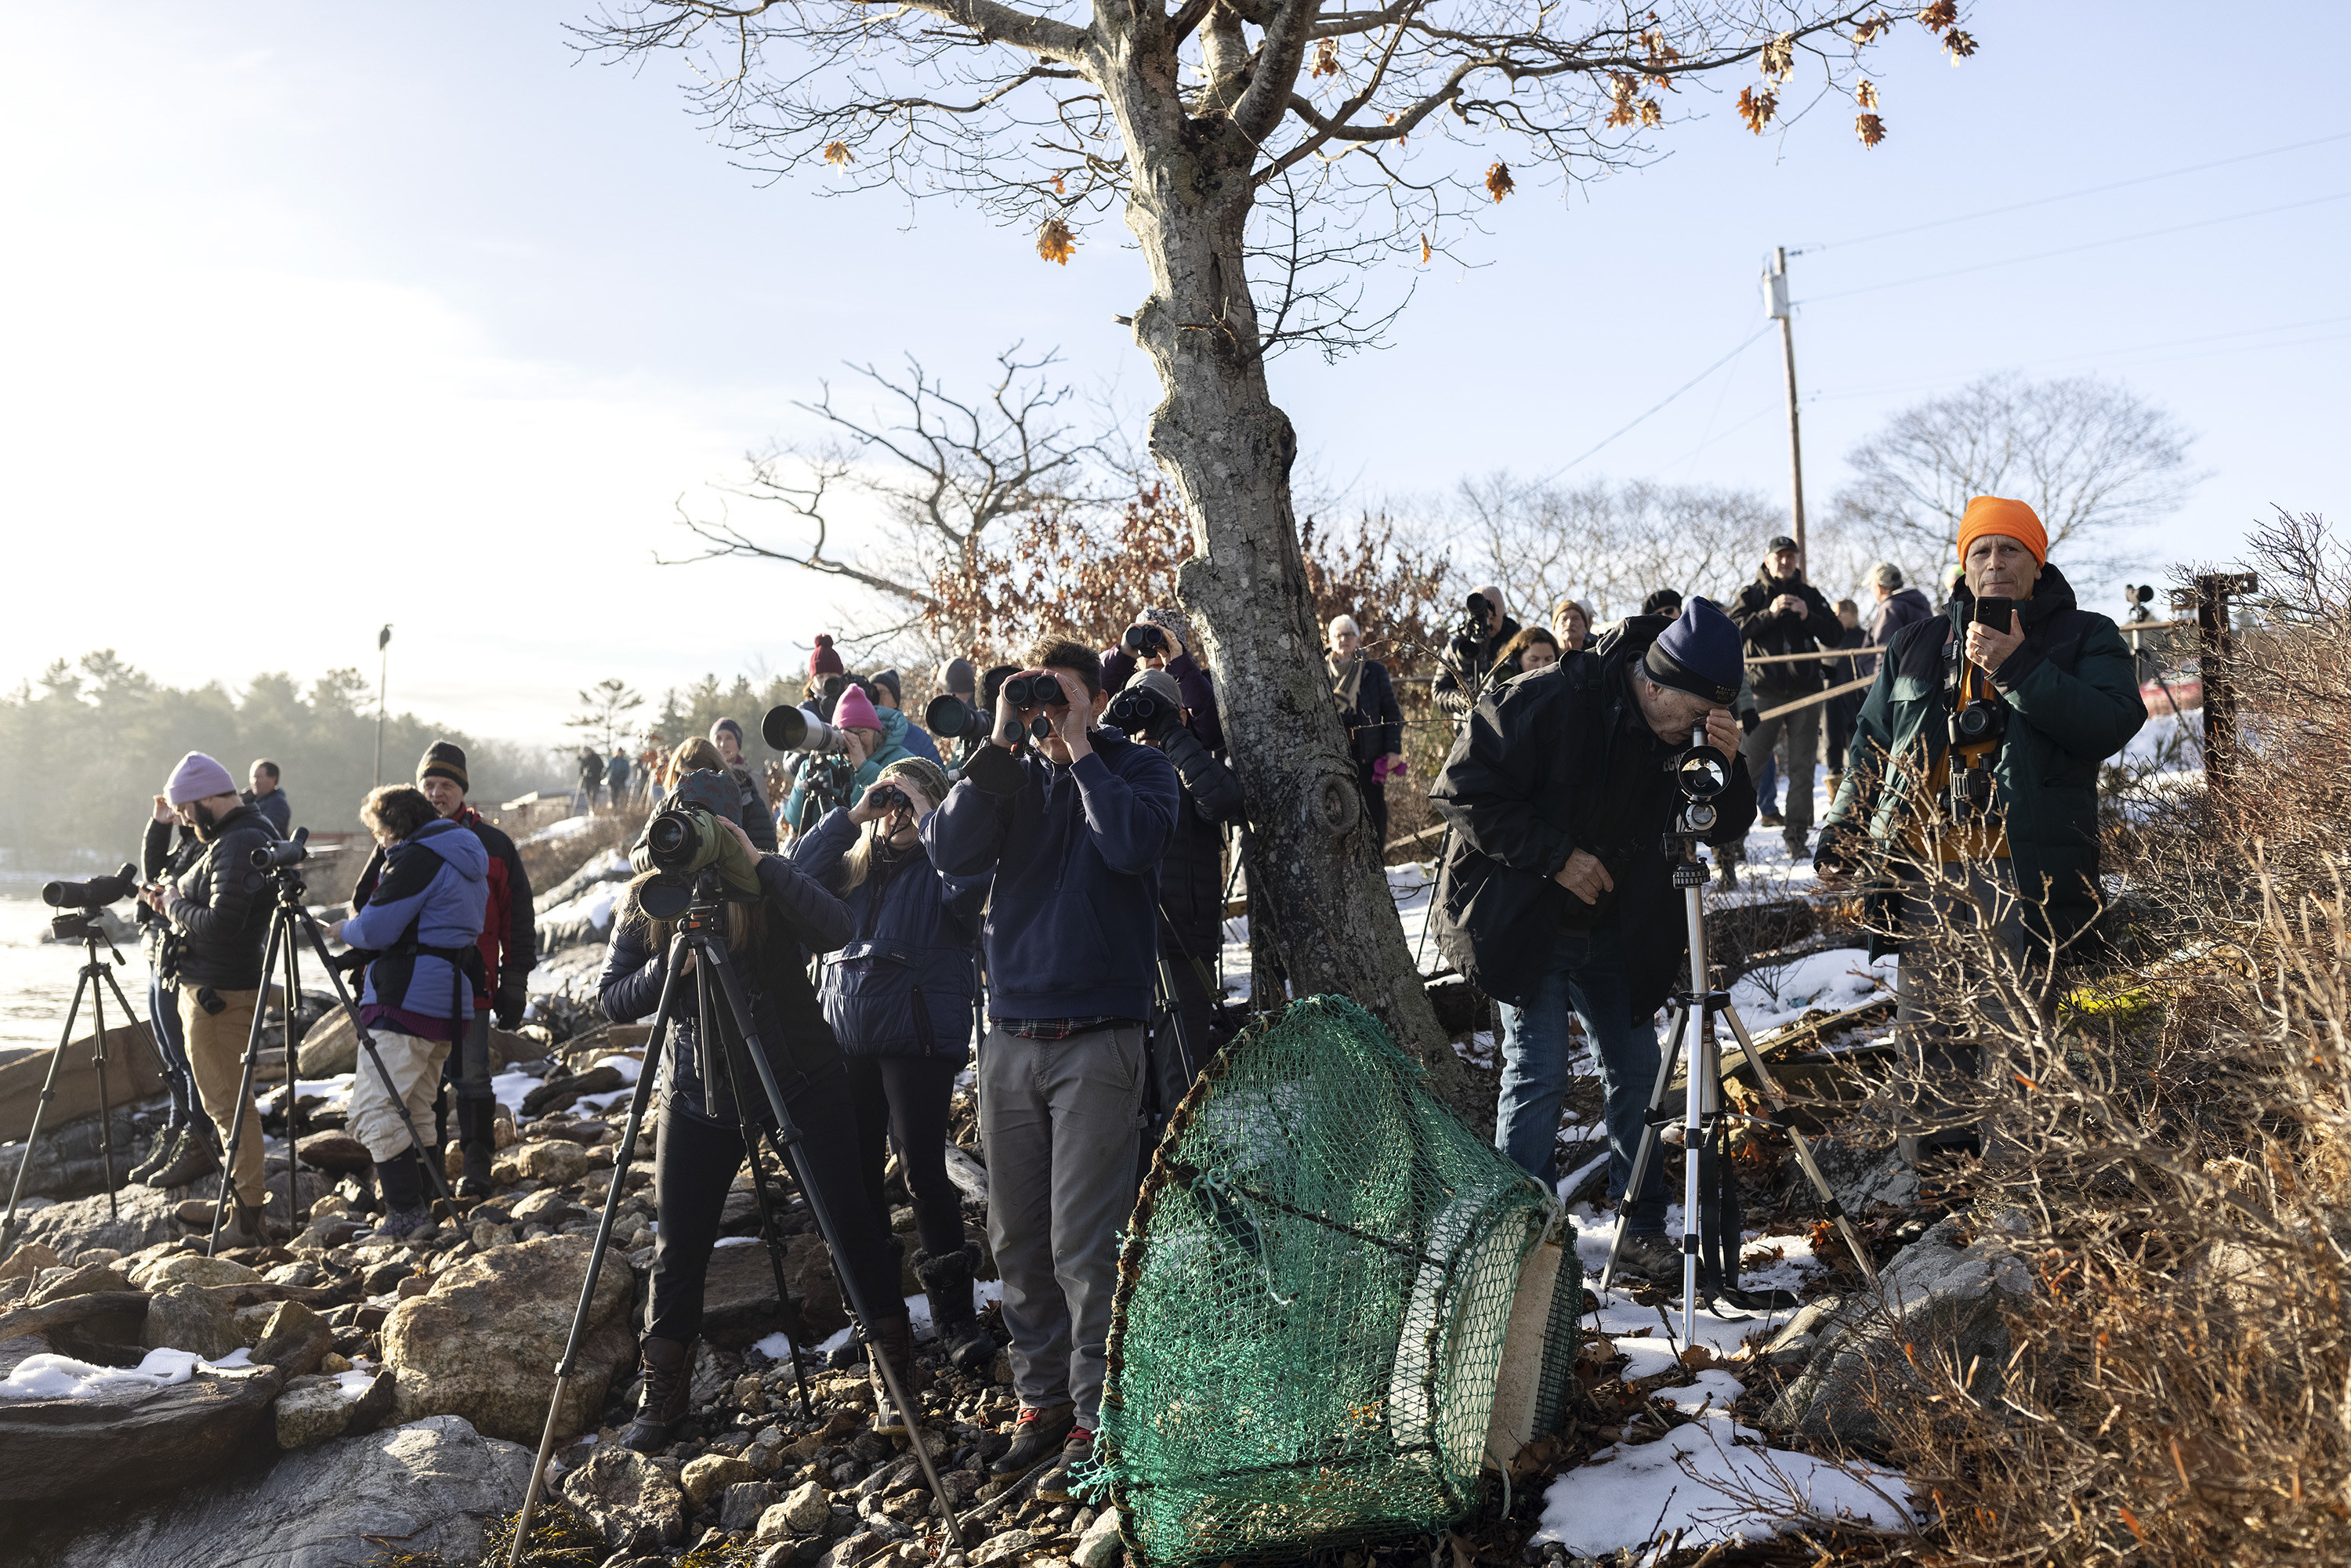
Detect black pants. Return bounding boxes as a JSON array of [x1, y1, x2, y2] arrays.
[[843, 1056, 967, 1261], [647, 1066, 904, 1344], [1355, 759, 1390, 847], [1826, 691, 1864, 775], [1158, 947, 1216, 1084]]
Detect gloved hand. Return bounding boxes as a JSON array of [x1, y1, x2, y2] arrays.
[[494, 975, 529, 1030], [713, 817, 764, 896]]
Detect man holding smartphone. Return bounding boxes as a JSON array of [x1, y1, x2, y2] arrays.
[[1817, 497, 2145, 1171]]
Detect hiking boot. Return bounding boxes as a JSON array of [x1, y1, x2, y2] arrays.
[[866, 1314, 924, 1437], [455, 1098, 497, 1200], [1034, 1429, 1095, 1503], [1610, 1231, 1682, 1287], [147, 1127, 220, 1190], [1757, 810, 1784, 828], [913, 1244, 997, 1372], [990, 1401, 1077, 1478], [1783, 831, 1809, 860], [126, 1126, 182, 1185], [622, 1335, 695, 1453], [180, 1193, 269, 1248]]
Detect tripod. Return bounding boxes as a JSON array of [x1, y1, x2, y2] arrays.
[[509, 871, 964, 1564], [1599, 752, 1878, 1345], [206, 835, 455, 1255], [0, 910, 143, 1256]]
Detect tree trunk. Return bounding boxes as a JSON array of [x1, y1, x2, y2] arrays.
[[1112, 87, 1461, 1103]]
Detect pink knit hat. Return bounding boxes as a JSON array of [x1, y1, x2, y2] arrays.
[[832, 684, 882, 732], [165, 751, 236, 806]]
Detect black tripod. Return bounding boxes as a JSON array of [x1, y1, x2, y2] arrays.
[[0, 907, 143, 1256], [206, 830, 454, 1255], [1598, 735, 1879, 1344], [509, 872, 964, 1563]]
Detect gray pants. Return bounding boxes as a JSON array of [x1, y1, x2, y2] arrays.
[[1741, 699, 1822, 834], [1894, 861, 2025, 1166], [977, 1023, 1147, 1429]]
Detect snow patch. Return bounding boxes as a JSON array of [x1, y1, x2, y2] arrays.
[[0, 1345, 254, 1402]]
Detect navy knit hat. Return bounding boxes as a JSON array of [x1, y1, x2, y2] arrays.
[[1643, 597, 1742, 706], [708, 717, 744, 747]]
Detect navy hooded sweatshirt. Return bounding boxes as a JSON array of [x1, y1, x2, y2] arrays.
[[922, 727, 1179, 1024], [341, 817, 490, 1040]]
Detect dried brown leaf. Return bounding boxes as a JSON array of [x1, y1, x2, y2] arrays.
[[821, 140, 854, 168], [1856, 78, 1880, 110], [1916, 0, 1958, 31], [1855, 111, 1888, 147], [1035, 216, 1076, 265], [1943, 27, 1978, 60], [1310, 38, 1339, 78], [1418, 232, 1431, 264], [1737, 85, 1778, 135], [1639, 98, 1663, 129], [1759, 31, 1795, 82], [1484, 161, 1515, 202]]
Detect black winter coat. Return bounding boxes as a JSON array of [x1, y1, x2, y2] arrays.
[[1429, 618, 1756, 1014], [1434, 615, 1523, 716], [1335, 656, 1404, 766], [1730, 570, 1842, 699], [1156, 726, 1243, 962], [597, 855, 853, 1127], [164, 802, 281, 990], [140, 817, 205, 980]]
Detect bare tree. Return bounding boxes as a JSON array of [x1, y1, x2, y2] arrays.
[[567, 677, 646, 752], [1454, 473, 1779, 625], [584, 0, 1980, 1082], [1831, 372, 2200, 575]]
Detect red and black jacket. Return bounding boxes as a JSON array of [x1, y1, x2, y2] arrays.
[[355, 805, 536, 1000]]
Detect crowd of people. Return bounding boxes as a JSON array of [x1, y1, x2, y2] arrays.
[[112, 491, 2143, 1483]]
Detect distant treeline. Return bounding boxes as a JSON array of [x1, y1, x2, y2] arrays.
[[0, 651, 568, 874]]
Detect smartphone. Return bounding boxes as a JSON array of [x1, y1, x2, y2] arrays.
[[1973, 596, 2015, 635]]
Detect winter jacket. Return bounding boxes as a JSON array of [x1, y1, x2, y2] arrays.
[[140, 817, 205, 979], [354, 805, 537, 1006], [1103, 648, 1226, 755], [1429, 617, 1757, 1015], [923, 728, 1181, 1023], [895, 713, 944, 767], [1355, 657, 1404, 766], [248, 788, 292, 837], [1865, 585, 1935, 676], [730, 765, 779, 852], [1824, 562, 2146, 949], [781, 711, 913, 831], [597, 853, 853, 1125], [1730, 570, 1842, 700], [164, 802, 281, 990], [342, 817, 491, 1037], [789, 807, 987, 1063], [1154, 726, 1242, 963], [1434, 615, 1523, 717]]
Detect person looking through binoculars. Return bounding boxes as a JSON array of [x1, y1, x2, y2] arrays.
[[1099, 607, 1223, 755], [134, 751, 281, 1246], [1817, 497, 2144, 1173], [1429, 601, 1755, 1285], [922, 637, 1179, 1502], [599, 768, 911, 1450], [1433, 586, 1523, 719], [786, 756, 996, 1373], [338, 784, 490, 1237]]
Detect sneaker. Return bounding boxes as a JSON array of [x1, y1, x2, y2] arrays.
[[1610, 1231, 1682, 1287], [989, 1401, 1077, 1478], [1034, 1429, 1094, 1503]]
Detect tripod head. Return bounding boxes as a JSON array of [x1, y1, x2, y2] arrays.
[[48, 911, 125, 961], [1662, 723, 1729, 887]]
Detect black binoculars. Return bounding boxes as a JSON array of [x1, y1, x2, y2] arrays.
[[1123, 624, 1168, 657], [1003, 672, 1070, 710]]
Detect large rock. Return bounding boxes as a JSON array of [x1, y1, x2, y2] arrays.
[[250, 1298, 334, 1378], [511, 1137, 592, 1186], [703, 1232, 848, 1349], [382, 1233, 635, 1443], [0, 1241, 64, 1282], [561, 1444, 689, 1555], [35, 1413, 531, 1566], [295, 1131, 373, 1173], [0, 1361, 283, 1502], [1762, 1211, 2032, 1450], [12, 1183, 190, 1259], [0, 1020, 162, 1143], [129, 1252, 260, 1291], [140, 1284, 245, 1360], [27, 1262, 130, 1306], [275, 1367, 395, 1450], [293, 1007, 359, 1077], [683, 1451, 759, 1507]]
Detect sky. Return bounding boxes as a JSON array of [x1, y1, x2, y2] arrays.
[[2, 1, 2342, 751]]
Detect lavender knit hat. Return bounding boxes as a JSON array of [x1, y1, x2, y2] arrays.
[[165, 751, 237, 806]]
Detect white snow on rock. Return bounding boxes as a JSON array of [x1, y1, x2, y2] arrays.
[[1726, 947, 1896, 1037], [0, 1345, 252, 1401]]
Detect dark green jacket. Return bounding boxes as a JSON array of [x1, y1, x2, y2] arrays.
[[1823, 561, 2145, 946]]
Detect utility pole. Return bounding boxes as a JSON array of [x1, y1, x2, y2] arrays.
[[374, 625, 393, 788], [1763, 247, 1806, 556]]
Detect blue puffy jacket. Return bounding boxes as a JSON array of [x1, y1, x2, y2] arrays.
[[341, 817, 490, 1033], [789, 808, 988, 1063]]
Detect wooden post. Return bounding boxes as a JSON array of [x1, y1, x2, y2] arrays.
[[2182, 571, 2257, 795]]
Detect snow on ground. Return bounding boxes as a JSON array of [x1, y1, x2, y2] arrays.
[[754, 1278, 1011, 1360], [1726, 947, 1896, 1037]]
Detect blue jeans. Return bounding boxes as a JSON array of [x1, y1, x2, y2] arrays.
[[148, 967, 197, 1128], [1755, 748, 1779, 815], [1494, 922, 1667, 1231]]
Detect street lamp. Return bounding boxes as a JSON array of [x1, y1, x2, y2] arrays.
[[374, 625, 393, 787]]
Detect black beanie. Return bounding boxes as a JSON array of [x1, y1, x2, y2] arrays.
[[418, 741, 469, 792]]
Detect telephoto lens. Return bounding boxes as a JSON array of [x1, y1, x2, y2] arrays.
[[644, 804, 712, 871], [42, 862, 139, 909], [763, 702, 850, 754], [924, 693, 990, 744]]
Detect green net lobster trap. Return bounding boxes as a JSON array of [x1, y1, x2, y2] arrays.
[[1096, 996, 1585, 1566]]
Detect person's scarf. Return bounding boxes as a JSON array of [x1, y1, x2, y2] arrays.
[[1328, 650, 1367, 715]]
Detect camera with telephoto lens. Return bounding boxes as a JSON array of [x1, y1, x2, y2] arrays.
[[1002, 672, 1070, 711], [643, 804, 725, 875], [925, 693, 991, 745], [42, 863, 139, 910], [1455, 592, 1494, 643], [1104, 683, 1178, 741], [1123, 624, 1168, 657], [763, 702, 850, 755]]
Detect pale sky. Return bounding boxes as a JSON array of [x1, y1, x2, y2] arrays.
[[2, 2, 2342, 748]]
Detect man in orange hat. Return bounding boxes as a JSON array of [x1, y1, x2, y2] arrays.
[[1817, 495, 2144, 1175]]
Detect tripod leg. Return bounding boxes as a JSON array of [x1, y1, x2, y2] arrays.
[[1719, 1004, 1879, 1286], [705, 943, 965, 1552], [1412, 825, 1450, 969], [715, 998, 816, 1422], [1682, 1004, 1710, 1347], [282, 915, 307, 1230], [89, 959, 117, 1222], [289, 910, 455, 1208], [96, 961, 151, 1224], [507, 933, 684, 1568], [209, 918, 285, 1258], [0, 972, 92, 1256], [1599, 1001, 1690, 1295]]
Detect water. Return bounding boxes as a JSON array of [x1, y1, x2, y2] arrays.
[[0, 896, 154, 1068]]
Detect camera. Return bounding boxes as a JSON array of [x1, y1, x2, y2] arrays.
[[251, 826, 312, 871], [763, 702, 850, 755], [42, 863, 139, 909], [1952, 697, 2007, 746], [1123, 624, 1168, 657], [2122, 583, 2155, 625], [1002, 672, 1070, 710], [1455, 592, 1493, 643], [1105, 683, 1177, 741], [644, 804, 726, 875], [925, 693, 990, 745]]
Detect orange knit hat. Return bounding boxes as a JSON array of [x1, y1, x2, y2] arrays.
[[1957, 495, 2047, 567]]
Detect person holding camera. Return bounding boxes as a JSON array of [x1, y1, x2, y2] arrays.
[[780, 684, 910, 835], [245, 760, 291, 836], [1328, 615, 1404, 846], [600, 770, 914, 1448], [134, 752, 281, 1245], [1731, 536, 1842, 860], [923, 636, 1180, 1500], [125, 795, 218, 1189], [1429, 602, 1755, 1283], [788, 757, 995, 1371], [1433, 586, 1523, 719], [338, 785, 489, 1237], [1818, 498, 2144, 1171]]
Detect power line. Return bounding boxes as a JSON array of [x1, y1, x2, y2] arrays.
[[1812, 312, 2351, 402], [1802, 188, 2351, 305], [1797, 129, 2351, 254], [1545, 324, 1772, 478]]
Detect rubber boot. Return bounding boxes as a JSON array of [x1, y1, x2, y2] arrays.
[[913, 1243, 994, 1371], [455, 1098, 497, 1200], [622, 1336, 695, 1453], [375, 1150, 429, 1240], [865, 1314, 924, 1436]]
